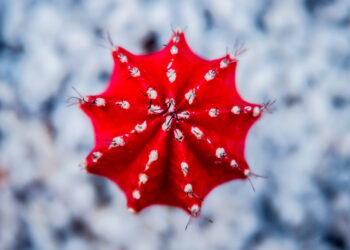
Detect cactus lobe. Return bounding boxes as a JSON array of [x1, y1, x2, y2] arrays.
[[80, 30, 262, 216]]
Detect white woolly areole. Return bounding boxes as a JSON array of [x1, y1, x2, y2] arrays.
[[129, 67, 140, 77], [118, 53, 128, 63], [216, 147, 226, 158], [95, 98, 105, 107], [166, 98, 175, 113], [191, 126, 203, 139], [135, 121, 147, 133], [220, 58, 229, 68], [253, 106, 261, 117], [209, 108, 219, 117], [162, 116, 173, 131], [244, 106, 252, 112], [147, 87, 157, 99], [132, 190, 141, 199], [184, 184, 193, 193], [230, 159, 238, 168], [178, 111, 190, 120], [190, 204, 200, 216], [204, 70, 216, 81], [173, 35, 180, 43], [139, 173, 148, 184], [231, 106, 241, 114], [111, 136, 125, 147], [92, 151, 102, 162], [185, 89, 196, 104], [244, 169, 251, 176], [174, 129, 184, 142], [170, 45, 178, 55], [116, 100, 130, 109], [181, 162, 189, 175], [148, 150, 158, 163], [167, 69, 176, 82], [148, 105, 163, 114]]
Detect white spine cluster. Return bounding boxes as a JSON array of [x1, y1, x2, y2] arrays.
[[204, 70, 216, 81], [135, 121, 147, 133], [110, 136, 125, 148], [170, 45, 178, 55], [167, 69, 176, 83], [139, 173, 148, 184], [209, 108, 219, 117], [185, 89, 196, 104], [132, 190, 141, 199], [253, 106, 261, 117], [216, 148, 227, 158], [95, 98, 106, 107], [181, 162, 189, 176], [147, 87, 157, 99], [231, 106, 241, 114], [174, 129, 184, 142], [92, 151, 102, 162], [118, 53, 128, 63], [177, 111, 190, 120], [116, 100, 130, 109], [184, 184, 193, 193], [191, 126, 203, 139], [129, 67, 140, 77]]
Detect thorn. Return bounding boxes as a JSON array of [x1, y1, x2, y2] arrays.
[[247, 177, 255, 192], [245, 169, 267, 192], [95, 42, 111, 50], [106, 31, 115, 48], [262, 99, 276, 113], [232, 39, 248, 58], [185, 216, 193, 230]]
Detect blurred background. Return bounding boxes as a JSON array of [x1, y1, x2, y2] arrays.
[[1, 0, 350, 249]]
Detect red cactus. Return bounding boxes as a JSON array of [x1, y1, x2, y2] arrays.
[[79, 29, 263, 217]]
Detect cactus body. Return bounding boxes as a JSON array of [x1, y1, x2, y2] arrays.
[[80, 30, 262, 216]]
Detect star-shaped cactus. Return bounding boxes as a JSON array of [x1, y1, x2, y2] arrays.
[[79, 29, 263, 217]]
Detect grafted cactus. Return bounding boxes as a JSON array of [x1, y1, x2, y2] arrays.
[[79, 29, 263, 217]]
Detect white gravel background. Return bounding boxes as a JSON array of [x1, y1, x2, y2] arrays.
[[0, 0, 350, 250]]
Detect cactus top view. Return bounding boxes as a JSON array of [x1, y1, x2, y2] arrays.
[[79, 29, 263, 217]]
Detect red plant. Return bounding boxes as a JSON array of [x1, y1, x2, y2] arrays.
[[79, 29, 263, 217]]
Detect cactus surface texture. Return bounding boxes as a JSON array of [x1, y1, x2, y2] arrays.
[[80, 30, 262, 216]]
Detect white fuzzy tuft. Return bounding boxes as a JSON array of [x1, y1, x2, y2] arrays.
[[110, 136, 125, 148], [204, 70, 216, 81], [191, 126, 203, 139], [132, 190, 141, 199], [129, 67, 140, 77], [185, 89, 196, 104], [139, 173, 148, 184], [230, 159, 238, 168], [231, 106, 241, 114], [147, 87, 157, 99], [92, 151, 102, 162], [95, 98, 106, 107], [209, 108, 219, 117], [216, 148, 226, 158], [184, 184, 193, 193], [170, 45, 178, 55], [253, 106, 261, 117], [135, 121, 147, 133], [167, 69, 176, 82], [181, 162, 189, 176], [174, 129, 184, 142], [116, 100, 130, 109]]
